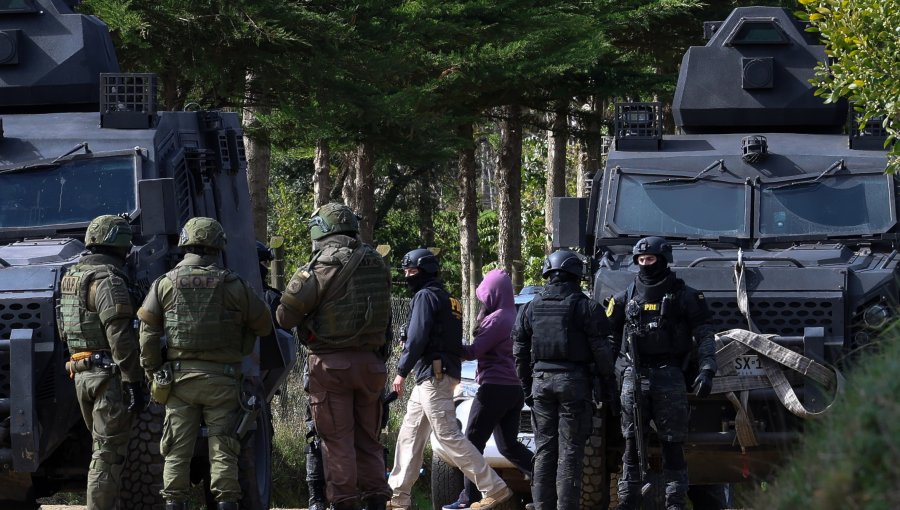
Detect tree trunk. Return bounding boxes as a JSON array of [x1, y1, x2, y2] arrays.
[[241, 78, 271, 241], [417, 178, 436, 247], [583, 96, 603, 184], [354, 141, 376, 244], [496, 105, 523, 291], [313, 139, 332, 208], [457, 123, 482, 330], [545, 101, 568, 254], [341, 149, 356, 209]]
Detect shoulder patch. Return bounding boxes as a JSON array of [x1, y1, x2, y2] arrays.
[[605, 297, 615, 317], [61, 275, 80, 295], [107, 274, 132, 305], [286, 271, 310, 294]]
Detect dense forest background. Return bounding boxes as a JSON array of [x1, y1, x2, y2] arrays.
[[81, 0, 808, 305]]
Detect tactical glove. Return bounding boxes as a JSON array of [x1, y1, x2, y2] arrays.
[[693, 369, 714, 399], [125, 381, 147, 414]]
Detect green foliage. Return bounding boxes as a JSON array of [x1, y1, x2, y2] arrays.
[[798, 0, 900, 172], [750, 326, 900, 509], [268, 153, 314, 277]]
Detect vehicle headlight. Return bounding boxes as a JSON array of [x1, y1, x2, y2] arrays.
[[454, 380, 479, 400], [863, 303, 891, 329]]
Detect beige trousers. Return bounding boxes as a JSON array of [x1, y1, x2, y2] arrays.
[[388, 376, 507, 507]]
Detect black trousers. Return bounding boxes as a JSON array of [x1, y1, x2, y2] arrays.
[[457, 383, 535, 504], [531, 371, 592, 510]]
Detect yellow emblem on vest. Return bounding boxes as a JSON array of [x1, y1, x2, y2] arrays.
[[644, 303, 658, 311], [605, 297, 615, 317], [450, 297, 463, 319]]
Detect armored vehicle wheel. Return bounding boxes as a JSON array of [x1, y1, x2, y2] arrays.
[[121, 402, 166, 510], [238, 403, 274, 510], [580, 406, 613, 509], [430, 456, 464, 510]]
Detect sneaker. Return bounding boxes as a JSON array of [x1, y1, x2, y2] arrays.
[[470, 487, 513, 510], [524, 504, 535, 510], [442, 500, 472, 510]]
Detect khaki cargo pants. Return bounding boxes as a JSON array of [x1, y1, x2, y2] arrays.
[[159, 371, 241, 503], [75, 368, 133, 510], [388, 376, 507, 508]]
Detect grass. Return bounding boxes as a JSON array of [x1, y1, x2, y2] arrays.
[[747, 324, 900, 510]]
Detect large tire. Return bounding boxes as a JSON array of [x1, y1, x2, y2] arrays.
[[238, 404, 273, 510], [431, 456, 464, 510], [580, 406, 612, 509], [121, 402, 166, 510]]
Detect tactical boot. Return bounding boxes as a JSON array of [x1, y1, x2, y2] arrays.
[[309, 497, 328, 510], [332, 500, 363, 510], [165, 502, 187, 510], [217, 502, 238, 510]]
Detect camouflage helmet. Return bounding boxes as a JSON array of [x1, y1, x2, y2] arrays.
[[85, 215, 132, 249], [308, 203, 360, 241], [178, 217, 227, 251]]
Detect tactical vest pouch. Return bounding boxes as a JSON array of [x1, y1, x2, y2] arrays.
[[531, 292, 590, 363], [60, 266, 111, 351], [310, 246, 391, 350], [150, 362, 173, 404], [164, 267, 243, 353]]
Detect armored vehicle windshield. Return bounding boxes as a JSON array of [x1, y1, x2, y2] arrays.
[[606, 170, 750, 239], [0, 152, 137, 229], [758, 172, 895, 238]]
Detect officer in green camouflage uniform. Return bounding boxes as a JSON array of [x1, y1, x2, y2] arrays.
[[277, 203, 393, 510], [137, 217, 272, 510], [58, 214, 145, 510]]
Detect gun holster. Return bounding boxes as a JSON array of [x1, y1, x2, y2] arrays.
[[235, 393, 261, 440], [150, 362, 173, 404]]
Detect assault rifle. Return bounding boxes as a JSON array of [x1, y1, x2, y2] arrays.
[[625, 327, 652, 496]]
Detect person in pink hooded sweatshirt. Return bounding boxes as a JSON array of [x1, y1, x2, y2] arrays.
[[443, 269, 535, 509]]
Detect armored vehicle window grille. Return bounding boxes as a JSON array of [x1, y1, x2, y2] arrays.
[[615, 103, 662, 140], [0, 300, 45, 398], [101, 74, 157, 115], [706, 297, 836, 337], [850, 113, 888, 139]]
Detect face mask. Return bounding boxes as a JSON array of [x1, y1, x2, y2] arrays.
[[638, 258, 667, 279], [405, 272, 429, 293]]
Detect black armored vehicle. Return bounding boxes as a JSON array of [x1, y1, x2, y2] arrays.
[[554, 6, 891, 507], [0, 1, 294, 508]]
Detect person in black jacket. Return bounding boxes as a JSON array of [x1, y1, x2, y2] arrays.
[[606, 237, 717, 510], [513, 249, 614, 510], [387, 249, 511, 510]]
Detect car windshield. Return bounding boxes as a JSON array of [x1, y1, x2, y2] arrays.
[[610, 173, 748, 237], [759, 174, 894, 236], [0, 155, 136, 228]]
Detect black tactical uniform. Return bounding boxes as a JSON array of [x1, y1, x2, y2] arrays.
[[606, 237, 717, 510], [513, 250, 613, 510]]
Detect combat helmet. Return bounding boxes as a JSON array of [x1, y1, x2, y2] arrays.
[[632, 236, 673, 264], [178, 217, 227, 251], [401, 248, 440, 275], [85, 215, 132, 249], [541, 249, 583, 278], [308, 203, 360, 241]]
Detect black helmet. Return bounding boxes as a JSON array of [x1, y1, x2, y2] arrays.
[[541, 250, 584, 278], [401, 248, 439, 275], [256, 241, 274, 262], [632, 236, 673, 264]]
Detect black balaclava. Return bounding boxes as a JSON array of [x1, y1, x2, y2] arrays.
[[405, 271, 435, 294], [635, 257, 674, 302]]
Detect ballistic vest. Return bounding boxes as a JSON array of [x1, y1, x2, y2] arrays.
[[624, 280, 693, 358], [59, 264, 121, 352], [163, 265, 248, 360], [309, 245, 391, 350], [530, 287, 591, 364], [421, 284, 463, 360]]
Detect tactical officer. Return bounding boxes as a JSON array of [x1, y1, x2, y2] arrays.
[[59, 214, 145, 510], [606, 237, 717, 510], [389, 249, 511, 510], [138, 217, 272, 510], [276, 203, 393, 510], [513, 249, 613, 510]]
